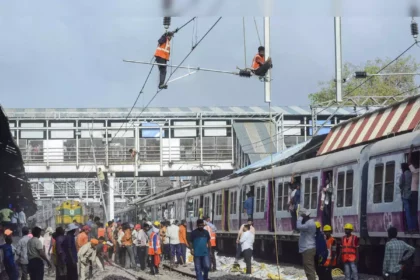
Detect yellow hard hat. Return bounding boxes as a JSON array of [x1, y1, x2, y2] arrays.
[[323, 225, 332, 232], [344, 223, 354, 230], [153, 221, 160, 226], [315, 221, 321, 229]]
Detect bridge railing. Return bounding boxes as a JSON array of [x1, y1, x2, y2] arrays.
[[19, 137, 233, 165]]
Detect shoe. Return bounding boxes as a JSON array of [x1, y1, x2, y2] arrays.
[[158, 84, 168, 89]]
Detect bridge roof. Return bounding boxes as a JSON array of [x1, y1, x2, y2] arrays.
[[4, 106, 360, 119]]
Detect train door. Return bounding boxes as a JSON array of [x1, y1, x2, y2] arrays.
[[224, 190, 229, 231], [275, 176, 293, 232], [199, 195, 204, 218], [227, 188, 240, 231], [211, 193, 215, 221], [319, 170, 333, 228], [213, 191, 222, 232], [203, 194, 211, 220], [254, 182, 267, 232], [268, 180, 275, 232], [301, 172, 320, 219]]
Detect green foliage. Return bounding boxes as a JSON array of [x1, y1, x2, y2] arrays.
[[309, 56, 420, 105]]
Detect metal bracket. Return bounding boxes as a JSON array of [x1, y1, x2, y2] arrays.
[[167, 65, 197, 84]]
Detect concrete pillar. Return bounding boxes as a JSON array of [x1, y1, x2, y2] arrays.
[[108, 173, 115, 221]]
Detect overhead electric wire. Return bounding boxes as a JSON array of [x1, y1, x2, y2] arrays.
[[127, 17, 223, 125], [253, 17, 262, 46], [240, 41, 419, 151], [109, 17, 197, 143]]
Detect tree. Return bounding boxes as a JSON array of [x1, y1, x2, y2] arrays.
[[309, 56, 420, 105]]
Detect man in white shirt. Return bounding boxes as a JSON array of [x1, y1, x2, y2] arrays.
[[297, 208, 316, 280], [16, 227, 31, 280], [17, 208, 27, 237], [166, 219, 181, 267], [240, 224, 254, 274], [235, 218, 255, 263]]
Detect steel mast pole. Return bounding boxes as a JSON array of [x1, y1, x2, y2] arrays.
[[264, 17, 271, 103], [334, 17, 343, 102]]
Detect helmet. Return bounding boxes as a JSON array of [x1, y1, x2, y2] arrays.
[[323, 225, 332, 232], [153, 221, 161, 227], [344, 223, 354, 230], [315, 221, 321, 229]]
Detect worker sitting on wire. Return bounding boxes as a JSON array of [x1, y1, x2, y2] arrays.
[[155, 31, 174, 89], [251, 46, 272, 77]]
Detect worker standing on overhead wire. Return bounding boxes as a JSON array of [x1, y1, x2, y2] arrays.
[[251, 46, 272, 77], [155, 31, 174, 89]]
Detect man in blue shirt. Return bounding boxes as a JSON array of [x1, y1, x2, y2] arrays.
[[190, 219, 211, 280], [243, 192, 254, 219]]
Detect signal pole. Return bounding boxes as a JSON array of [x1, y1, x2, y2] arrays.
[[264, 17, 271, 103]]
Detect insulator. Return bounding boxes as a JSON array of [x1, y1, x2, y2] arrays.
[[355, 71, 367, 79], [411, 20, 418, 39], [163, 17, 171, 30]]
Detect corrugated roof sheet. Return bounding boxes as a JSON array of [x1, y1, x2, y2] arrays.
[[317, 95, 420, 156], [4, 106, 360, 118], [234, 140, 310, 175], [233, 122, 277, 163]]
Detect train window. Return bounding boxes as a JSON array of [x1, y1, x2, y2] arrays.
[[282, 182, 289, 211], [256, 186, 266, 213], [345, 171, 354, 207], [311, 177, 318, 210], [277, 182, 283, 211], [374, 164, 384, 204], [384, 162, 395, 203], [304, 178, 311, 209], [230, 191, 238, 214], [216, 194, 222, 215], [336, 172, 345, 207], [204, 197, 210, 217]]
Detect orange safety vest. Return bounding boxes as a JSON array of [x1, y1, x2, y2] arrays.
[[98, 228, 105, 238], [251, 54, 265, 70], [148, 232, 162, 255], [204, 225, 216, 247], [155, 38, 171, 61], [323, 236, 337, 267], [341, 235, 357, 263]]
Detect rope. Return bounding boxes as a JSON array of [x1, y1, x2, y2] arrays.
[[268, 102, 282, 279], [254, 17, 262, 46], [243, 17, 247, 68]]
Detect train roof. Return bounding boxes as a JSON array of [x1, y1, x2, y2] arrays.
[[369, 129, 420, 157], [318, 94, 420, 156]]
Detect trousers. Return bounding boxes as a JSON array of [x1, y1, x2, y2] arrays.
[[243, 249, 253, 274], [155, 56, 167, 86], [316, 266, 333, 280], [209, 247, 217, 270], [136, 246, 148, 270], [28, 258, 44, 280], [403, 198, 415, 231], [180, 243, 187, 264], [170, 244, 182, 264], [302, 248, 316, 280], [194, 256, 210, 280], [253, 58, 272, 76], [344, 262, 358, 280]]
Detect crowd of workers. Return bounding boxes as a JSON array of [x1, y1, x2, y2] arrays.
[[297, 207, 416, 280]]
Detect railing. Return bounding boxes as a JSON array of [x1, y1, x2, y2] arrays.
[[18, 137, 233, 165], [31, 178, 149, 198]]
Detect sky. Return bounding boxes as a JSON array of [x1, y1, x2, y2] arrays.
[[0, 0, 419, 109]]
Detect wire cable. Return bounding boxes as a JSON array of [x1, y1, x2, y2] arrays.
[[110, 17, 197, 144], [243, 17, 247, 68], [253, 17, 262, 46], [240, 41, 419, 151]]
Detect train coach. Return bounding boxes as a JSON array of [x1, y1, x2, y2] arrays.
[[135, 129, 420, 271]]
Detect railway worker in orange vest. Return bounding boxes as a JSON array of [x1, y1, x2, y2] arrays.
[[77, 225, 90, 251], [148, 221, 162, 276], [155, 31, 174, 89], [340, 223, 359, 280], [251, 46, 273, 77], [319, 225, 336, 280], [203, 217, 217, 271]]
